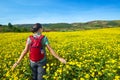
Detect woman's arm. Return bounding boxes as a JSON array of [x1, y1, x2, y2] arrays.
[[12, 42, 30, 70], [46, 44, 66, 64]]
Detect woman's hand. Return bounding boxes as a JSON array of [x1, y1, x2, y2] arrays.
[[46, 44, 67, 64], [11, 42, 29, 70], [58, 58, 66, 64], [12, 62, 19, 70]]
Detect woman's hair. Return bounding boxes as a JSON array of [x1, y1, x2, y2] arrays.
[[31, 23, 42, 33]]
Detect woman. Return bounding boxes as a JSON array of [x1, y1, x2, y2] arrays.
[[12, 23, 66, 80]]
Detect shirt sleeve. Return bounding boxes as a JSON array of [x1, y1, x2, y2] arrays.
[[26, 37, 31, 44], [42, 36, 49, 45]]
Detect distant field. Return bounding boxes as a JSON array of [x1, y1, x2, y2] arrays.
[[0, 27, 120, 80]]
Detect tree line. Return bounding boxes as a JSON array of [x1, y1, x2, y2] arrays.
[[0, 23, 30, 32], [0, 20, 120, 32]]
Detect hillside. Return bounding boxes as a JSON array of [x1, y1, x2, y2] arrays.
[[72, 20, 120, 29], [0, 20, 120, 32], [15, 20, 120, 31]]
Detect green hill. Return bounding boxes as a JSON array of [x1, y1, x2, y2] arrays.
[[0, 20, 120, 32]]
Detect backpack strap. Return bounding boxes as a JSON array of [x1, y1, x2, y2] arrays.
[[29, 35, 34, 42], [29, 35, 44, 43], [38, 35, 44, 41], [38, 35, 44, 48]]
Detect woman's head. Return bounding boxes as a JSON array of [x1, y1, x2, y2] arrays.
[[31, 23, 43, 33]]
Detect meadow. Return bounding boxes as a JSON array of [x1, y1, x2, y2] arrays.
[[0, 27, 120, 80]]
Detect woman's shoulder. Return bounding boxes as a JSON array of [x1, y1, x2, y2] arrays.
[[26, 37, 31, 44], [43, 35, 49, 40]]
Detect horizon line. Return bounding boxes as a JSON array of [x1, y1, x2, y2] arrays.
[[1, 19, 120, 25]]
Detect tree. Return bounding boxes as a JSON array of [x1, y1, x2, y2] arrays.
[[8, 22, 13, 28], [0, 24, 2, 26]]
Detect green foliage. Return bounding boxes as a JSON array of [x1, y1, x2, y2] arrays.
[[8, 22, 13, 28], [1, 20, 120, 32]]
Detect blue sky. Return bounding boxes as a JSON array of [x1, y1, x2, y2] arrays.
[[0, 0, 120, 24]]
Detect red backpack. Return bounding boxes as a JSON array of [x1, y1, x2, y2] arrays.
[[29, 35, 44, 62]]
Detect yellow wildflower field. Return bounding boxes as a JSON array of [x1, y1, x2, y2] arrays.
[[0, 27, 120, 80]]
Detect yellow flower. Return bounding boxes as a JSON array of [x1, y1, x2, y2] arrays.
[[85, 74, 90, 79], [43, 75, 48, 79], [91, 72, 95, 77], [94, 78, 98, 80], [51, 63, 54, 66], [43, 66, 46, 69], [115, 76, 120, 79], [6, 71, 10, 77], [80, 77, 85, 80], [98, 71, 102, 76]]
